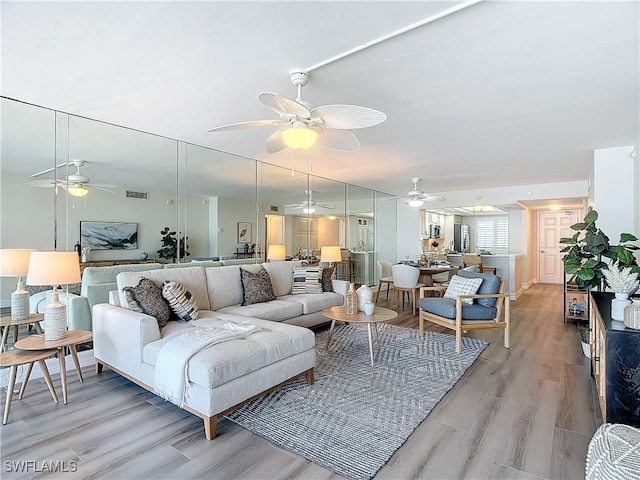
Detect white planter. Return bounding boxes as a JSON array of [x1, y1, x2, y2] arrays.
[[611, 292, 631, 321]]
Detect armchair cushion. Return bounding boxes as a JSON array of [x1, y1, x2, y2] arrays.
[[457, 270, 501, 307], [443, 275, 483, 304], [419, 297, 498, 320]]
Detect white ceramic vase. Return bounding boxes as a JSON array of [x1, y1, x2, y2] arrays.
[[363, 302, 375, 315], [611, 292, 631, 321], [356, 285, 373, 311]]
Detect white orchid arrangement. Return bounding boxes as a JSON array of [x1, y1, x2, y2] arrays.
[[81, 246, 91, 256], [602, 263, 639, 294]]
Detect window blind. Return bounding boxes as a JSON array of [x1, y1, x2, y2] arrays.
[[475, 217, 508, 253]]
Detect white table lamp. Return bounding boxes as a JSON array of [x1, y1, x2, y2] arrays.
[[321, 246, 342, 278], [26, 252, 81, 340], [0, 249, 38, 321], [267, 245, 286, 262]]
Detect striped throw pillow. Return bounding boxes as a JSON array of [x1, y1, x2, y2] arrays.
[[292, 267, 323, 295], [162, 281, 199, 321], [443, 275, 483, 304]]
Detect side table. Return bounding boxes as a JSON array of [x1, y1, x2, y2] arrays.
[[15, 330, 93, 404], [0, 348, 59, 424], [0, 314, 44, 351]]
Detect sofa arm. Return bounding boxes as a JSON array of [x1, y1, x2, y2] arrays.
[[331, 279, 349, 299], [67, 296, 92, 331], [93, 303, 161, 380]]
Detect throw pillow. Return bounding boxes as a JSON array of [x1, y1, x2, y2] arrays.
[[292, 267, 323, 295], [240, 267, 276, 305], [162, 280, 199, 321], [123, 277, 171, 329], [321, 266, 334, 292], [443, 275, 483, 305]]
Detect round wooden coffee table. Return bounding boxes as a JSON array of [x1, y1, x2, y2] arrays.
[[15, 330, 93, 404], [321, 306, 398, 366]]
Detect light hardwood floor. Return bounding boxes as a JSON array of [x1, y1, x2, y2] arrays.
[[0, 284, 599, 479]]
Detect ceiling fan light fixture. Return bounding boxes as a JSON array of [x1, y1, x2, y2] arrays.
[[408, 198, 424, 208], [67, 185, 89, 197], [302, 206, 316, 214], [281, 127, 317, 149]]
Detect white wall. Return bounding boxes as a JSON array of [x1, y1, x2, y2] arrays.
[[594, 146, 638, 242]]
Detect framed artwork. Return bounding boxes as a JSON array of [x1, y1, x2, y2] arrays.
[[237, 222, 252, 243], [80, 221, 138, 250]]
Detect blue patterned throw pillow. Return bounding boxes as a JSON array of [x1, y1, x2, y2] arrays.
[[162, 280, 199, 321], [292, 267, 323, 295]]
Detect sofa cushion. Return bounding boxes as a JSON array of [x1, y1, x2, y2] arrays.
[[217, 299, 303, 322], [321, 266, 334, 292], [162, 281, 199, 321], [142, 316, 315, 389], [118, 267, 211, 311], [240, 267, 277, 305], [279, 292, 344, 315], [204, 265, 243, 310], [419, 297, 497, 320], [444, 275, 483, 304], [457, 270, 502, 307], [292, 267, 323, 294], [123, 277, 171, 329], [262, 261, 296, 297]]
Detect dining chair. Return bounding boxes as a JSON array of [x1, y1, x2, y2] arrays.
[[375, 260, 394, 304], [391, 264, 425, 315], [431, 266, 459, 287]]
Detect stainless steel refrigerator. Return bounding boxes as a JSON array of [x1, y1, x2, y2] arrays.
[[454, 224, 470, 253]]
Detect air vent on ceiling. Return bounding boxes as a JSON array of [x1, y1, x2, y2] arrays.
[[270, 206, 279, 212], [126, 190, 149, 200]]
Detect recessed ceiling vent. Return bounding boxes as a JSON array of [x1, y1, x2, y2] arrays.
[[126, 190, 149, 200], [270, 206, 279, 212]]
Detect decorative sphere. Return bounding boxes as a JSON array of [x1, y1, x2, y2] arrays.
[[140, 252, 148, 260]]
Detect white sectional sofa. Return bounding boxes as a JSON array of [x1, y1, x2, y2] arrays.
[[93, 260, 348, 439]]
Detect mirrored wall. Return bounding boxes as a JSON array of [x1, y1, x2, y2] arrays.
[[0, 96, 396, 291]]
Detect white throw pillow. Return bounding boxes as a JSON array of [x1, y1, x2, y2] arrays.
[[443, 275, 483, 304]]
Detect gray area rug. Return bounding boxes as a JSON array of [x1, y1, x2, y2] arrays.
[[225, 323, 488, 480]]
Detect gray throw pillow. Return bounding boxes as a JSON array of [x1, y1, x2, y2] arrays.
[[321, 266, 334, 292], [123, 277, 171, 329], [240, 267, 276, 305]]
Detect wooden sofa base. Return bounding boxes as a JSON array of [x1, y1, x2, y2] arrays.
[[96, 360, 314, 440]]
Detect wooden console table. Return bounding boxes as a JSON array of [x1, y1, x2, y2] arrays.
[[590, 292, 640, 426]]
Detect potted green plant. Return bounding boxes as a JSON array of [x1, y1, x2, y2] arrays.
[[560, 210, 639, 290], [157, 227, 190, 261]]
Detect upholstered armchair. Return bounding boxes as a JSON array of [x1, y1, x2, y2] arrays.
[[418, 270, 510, 353]]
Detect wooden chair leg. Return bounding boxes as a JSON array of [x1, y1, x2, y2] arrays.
[[375, 282, 382, 303]]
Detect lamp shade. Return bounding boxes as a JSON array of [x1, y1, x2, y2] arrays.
[[27, 252, 81, 287], [281, 127, 317, 149], [0, 249, 37, 277], [320, 246, 342, 264], [267, 244, 286, 261]]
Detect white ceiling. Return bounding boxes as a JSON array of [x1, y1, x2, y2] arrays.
[[1, 1, 638, 203]]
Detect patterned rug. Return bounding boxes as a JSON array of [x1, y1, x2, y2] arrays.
[[225, 323, 488, 480]]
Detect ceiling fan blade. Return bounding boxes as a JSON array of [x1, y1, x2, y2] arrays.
[[92, 185, 119, 195], [317, 129, 360, 152], [30, 162, 72, 178], [311, 104, 386, 129], [265, 129, 288, 154], [207, 120, 283, 132], [316, 204, 336, 210], [422, 194, 447, 201], [26, 179, 59, 187], [89, 182, 117, 188], [259, 92, 310, 118]]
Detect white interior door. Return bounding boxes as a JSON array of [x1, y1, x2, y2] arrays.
[[538, 211, 580, 284]]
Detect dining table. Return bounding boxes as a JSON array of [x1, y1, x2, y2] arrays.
[[415, 264, 459, 287]]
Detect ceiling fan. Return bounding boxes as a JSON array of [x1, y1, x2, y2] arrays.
[[403, 178, 446, 207], [286, 190, 336, 214], [27, 160, 117, 196], [207, 69, 386, 153]]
